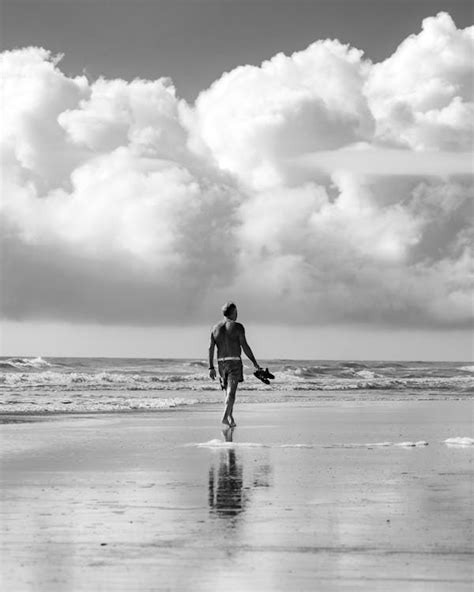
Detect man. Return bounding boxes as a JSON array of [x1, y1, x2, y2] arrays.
[[209, 302, 261, 427]]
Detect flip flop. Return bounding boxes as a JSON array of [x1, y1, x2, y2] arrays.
[[254, 367, 275, 385], [264, 368, 275, 380]]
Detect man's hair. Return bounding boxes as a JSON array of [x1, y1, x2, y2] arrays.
[[222, 301, 237, 318]]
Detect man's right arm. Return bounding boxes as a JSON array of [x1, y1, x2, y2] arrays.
[[238, 325, 260, 369]]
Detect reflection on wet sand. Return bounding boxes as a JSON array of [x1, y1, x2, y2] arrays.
[[208, 428, 271, 522]]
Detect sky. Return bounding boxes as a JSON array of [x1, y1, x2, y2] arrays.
[[1, 0, 473, 360]]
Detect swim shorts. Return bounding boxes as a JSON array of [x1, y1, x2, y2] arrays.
[[218, 359, 244, 390]]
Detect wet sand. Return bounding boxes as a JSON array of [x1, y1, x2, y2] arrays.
[[1, 400, 473, 591]]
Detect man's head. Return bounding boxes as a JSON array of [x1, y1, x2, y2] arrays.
[[222, 301, 238, 321]]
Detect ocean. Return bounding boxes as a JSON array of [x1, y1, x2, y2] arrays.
[[0, 357, 472, 414]]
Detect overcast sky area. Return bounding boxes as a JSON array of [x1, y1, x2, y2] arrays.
[[1, 0, 473, 360]]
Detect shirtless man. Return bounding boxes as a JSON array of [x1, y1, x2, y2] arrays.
[[208, 302, 261, 427]]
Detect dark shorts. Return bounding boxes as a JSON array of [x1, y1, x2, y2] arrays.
[[218, 359, 244, 390]]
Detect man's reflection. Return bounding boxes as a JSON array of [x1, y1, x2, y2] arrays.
[[208, 428, 272, 523], [208, 428, 244, 518]]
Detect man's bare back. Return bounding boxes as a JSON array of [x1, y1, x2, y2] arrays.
[[211, 320, 245, 359]]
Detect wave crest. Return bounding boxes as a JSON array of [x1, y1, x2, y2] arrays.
[[0, 357, 52, 370]]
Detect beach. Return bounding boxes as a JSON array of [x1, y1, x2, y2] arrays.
[[3, 2, 474, 589], [1, 399, 473, 591]]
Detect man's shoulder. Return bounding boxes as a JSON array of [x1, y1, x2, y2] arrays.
[[212, 320, 244, 333]]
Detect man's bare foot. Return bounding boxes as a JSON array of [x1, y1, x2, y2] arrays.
[[221, 418, 232, 427], [229, 418, 237, 427]]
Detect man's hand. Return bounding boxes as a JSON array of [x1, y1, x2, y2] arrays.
[[209, 368, 216, 380]]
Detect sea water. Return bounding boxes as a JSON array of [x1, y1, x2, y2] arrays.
[[0, 357, 472, 414]]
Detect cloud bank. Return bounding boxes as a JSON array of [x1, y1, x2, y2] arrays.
[[1, 13, 473, 328]]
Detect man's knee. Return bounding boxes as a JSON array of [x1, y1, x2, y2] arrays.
[[227, 380, 238, 397]]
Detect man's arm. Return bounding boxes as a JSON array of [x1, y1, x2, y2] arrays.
[[208, 331, 216, 380], [238, 325, 260, 369]]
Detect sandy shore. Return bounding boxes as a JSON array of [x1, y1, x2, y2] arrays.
[[1, 400, 473, 591]]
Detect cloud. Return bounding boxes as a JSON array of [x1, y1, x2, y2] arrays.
[[230, 173, 472, 328], [366, 12, 474, 151], [191, 38, 374, 190], [1, 13, 473, 329]]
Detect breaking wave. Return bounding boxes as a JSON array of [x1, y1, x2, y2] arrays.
[[0, 357, 53, 371], [0, 369, 472, 393], [0, 356, 472, 414]]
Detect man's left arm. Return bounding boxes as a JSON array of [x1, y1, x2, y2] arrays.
[[239, 325, 260, 369]]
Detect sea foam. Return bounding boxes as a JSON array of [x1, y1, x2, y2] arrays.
[[192, 440, 430, 449], [325, 441, 429, 448], [194, 439, 267, 448], [444, 437, 474, 447]]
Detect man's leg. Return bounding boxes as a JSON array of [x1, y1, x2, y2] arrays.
[[228, 363, 243, 427], [229, 400, 237, 426], [228, 382, 238, 427], [222, 379, 238, 426]]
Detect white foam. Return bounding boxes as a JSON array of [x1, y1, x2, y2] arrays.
[[279, 444, 314, 448], [0, 370, 208, 390], [0, 396, 199, 414], [326, 441, 429, 448], [459, 365, 474, 373], [193, 440, 430, 449], [192, 441, 322, 449], [355, 370, 377, 379], [193, 441, 319, 449], [193, 439, 267, 448], [444, 437, 474, 447]]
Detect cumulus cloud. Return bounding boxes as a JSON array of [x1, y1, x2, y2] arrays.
[[366, 12, 474, 151], [1, 12, 473, 328], [191, 38, 374, 190]]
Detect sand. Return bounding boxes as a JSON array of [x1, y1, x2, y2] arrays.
[[1, 400, 473, 591]]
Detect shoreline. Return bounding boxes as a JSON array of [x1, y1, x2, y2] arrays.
[[0, 388, 472, 419]]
